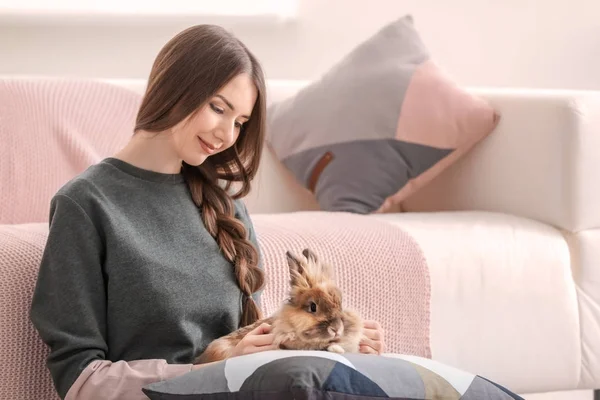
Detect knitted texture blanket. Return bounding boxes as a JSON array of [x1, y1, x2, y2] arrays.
[[0, 77, 431, 399], [0, 78, 140, 224], [0, 215, 430, 400], [253, 212, 431, 358]]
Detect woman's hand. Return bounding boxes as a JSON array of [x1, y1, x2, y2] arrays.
[[191, 323, 278, 370], [230, 322, 279, 358], [359, 320, 385, 355]]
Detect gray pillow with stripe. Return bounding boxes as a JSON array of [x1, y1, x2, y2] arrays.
[[266, 15, 499, 214]]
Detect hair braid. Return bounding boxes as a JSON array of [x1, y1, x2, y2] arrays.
[[182, 162, 264, 327], [133, 24, 268, 328]]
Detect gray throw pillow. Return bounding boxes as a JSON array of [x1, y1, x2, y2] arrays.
[[266, 15, 499, 214]]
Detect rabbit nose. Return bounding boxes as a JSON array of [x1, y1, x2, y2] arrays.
[[328, 321, 344, 337]]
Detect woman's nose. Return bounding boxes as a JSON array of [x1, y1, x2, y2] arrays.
[[215, 121, 236, 145]]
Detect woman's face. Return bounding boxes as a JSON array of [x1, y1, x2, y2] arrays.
[[170, 73, 257, 167]]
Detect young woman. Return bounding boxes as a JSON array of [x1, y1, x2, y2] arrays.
[[30, 24, 384, 400]]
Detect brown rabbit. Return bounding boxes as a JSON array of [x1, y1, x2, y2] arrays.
[[194, 248, 363, 364]]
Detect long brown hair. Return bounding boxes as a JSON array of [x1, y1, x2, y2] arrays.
[[134, 25, 266, 327]]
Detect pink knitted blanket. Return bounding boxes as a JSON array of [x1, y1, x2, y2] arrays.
[[0, 224, 54, 400], [0, 78, 431, 399], [0, 78, 141, 224], [1, 214, 430, 400], [253, 212, 431, 357]]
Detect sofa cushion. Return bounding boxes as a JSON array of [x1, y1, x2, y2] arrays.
[[142, 350, 524, 399], [372, 211, 580, 394], [265, 15, 499, 214]]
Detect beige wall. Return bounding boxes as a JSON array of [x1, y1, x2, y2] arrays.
[[0, 0, 598, 89]]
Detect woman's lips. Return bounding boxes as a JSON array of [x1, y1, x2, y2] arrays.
[[197, 137, 217, 154]]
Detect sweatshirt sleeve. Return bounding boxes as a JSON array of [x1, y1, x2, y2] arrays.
[[29, 194, 192, 400]]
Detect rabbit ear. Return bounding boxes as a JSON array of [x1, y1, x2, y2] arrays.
[[303, 248, 333, 278], [286, 251, 306, 283], [302, 248, 318, 264]]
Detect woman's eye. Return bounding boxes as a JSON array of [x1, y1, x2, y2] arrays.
[[210, 103, 224, 114], [235, 121, 244, 130]]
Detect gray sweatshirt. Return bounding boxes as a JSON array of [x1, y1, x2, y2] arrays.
[[29, 157, 261, 399]]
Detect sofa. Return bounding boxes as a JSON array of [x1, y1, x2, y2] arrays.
[[245, 81, 600, 399], [0, 76, 598, 400]]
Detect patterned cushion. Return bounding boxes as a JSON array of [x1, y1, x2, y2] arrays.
[[142, 350, 524, 399], [265, 15, 500, 214]]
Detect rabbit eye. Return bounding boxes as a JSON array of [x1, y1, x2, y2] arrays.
[[308, 302, 317, 313]]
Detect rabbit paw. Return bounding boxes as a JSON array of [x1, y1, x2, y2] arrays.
[[275, 332, 297, 349], [327, 344, 345, 354]]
